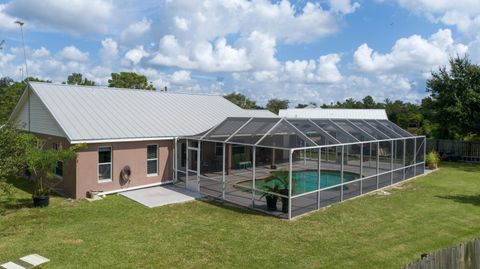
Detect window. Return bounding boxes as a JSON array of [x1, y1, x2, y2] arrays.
[[232, 145, 245, 155], [54, 161, 63, 177], [147, 145, 158, 176], [215, 143, 223, 156], [98, 147, 112, 182], [52, 143, 58, 150]]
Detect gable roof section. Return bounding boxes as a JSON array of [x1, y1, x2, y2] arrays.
[[278, 108, 388, 120], [11, 87, 67, 138], [16, 82, 254, 143]]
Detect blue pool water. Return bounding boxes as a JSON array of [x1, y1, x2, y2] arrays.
[[238, 170, 359, 195]]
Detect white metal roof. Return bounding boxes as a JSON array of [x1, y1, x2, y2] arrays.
[[278, 108, 388, 120], [16, 82, 257, 143], [244, 109, 278, 117]]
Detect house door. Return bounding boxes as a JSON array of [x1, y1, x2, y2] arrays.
[[186, 141, 200, 192]]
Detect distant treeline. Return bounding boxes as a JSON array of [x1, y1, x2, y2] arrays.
[[1, 56, 479, 141]]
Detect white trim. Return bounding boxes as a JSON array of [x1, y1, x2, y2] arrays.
[[98, 180, 174, 197], [71, 136, 174, 144], [7, 84, 29, 122], [98, 146, 112, 182], [147, 144, 158, 176], [26, 84, 70, 139]]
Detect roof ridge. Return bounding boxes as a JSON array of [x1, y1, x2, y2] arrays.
[[28, 81, 223, 97]]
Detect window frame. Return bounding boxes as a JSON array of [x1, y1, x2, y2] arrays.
[[147, 144, 158, 177], [98, 146, 112, 183]]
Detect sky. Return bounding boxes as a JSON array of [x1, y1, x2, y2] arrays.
[[0, 0, 479, 107]]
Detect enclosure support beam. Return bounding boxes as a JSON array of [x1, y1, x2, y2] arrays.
[[413, 138, 417, 175], [197, 141, 201, 185], [304, 147, 307, 166], [288, 150, 293, 220], [222, 143, 226, 200], [423, 137, 426, 173], [317, 148, 321, 209], [185, 139, 189, 187], [390, 140, 394, 185], [403, 139, 406, 180], [173, 137, 177, 183], [376, 142, 380, 190], [252, 146, 256, 208], [341, 146, 344, 201], [360, 144, 363, 195]]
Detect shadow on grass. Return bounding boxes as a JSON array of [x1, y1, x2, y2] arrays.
[[5, 177, 35, 194], [436, 194, 480, 206], [441, 161, 480, 173], [198, 197, 278, 219]]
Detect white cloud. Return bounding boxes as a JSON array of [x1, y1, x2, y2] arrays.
[[174, 16, 189, 31], [123, 45, 148, 65], [243, 31, 279, 70], [170, 70, 191, 84], [5, 0, 114, 35], [32, 47, 50, 58], [164, 0, 344, 44], [353, 29, 468, 74], [57, 46, 89, 62], [0, 51, 15, 68], [328, 0, 360, 14], [0, 4, 19, 31], [151, 35, 250, 72], [283, 53, 343, 83], [394, 0, 480, 36], [119, 18, 151, 45], [316, 54, 343, 83], [99, 38, 118, 64]]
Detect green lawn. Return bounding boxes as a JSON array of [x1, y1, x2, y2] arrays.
[[1, 162, 480, 268]]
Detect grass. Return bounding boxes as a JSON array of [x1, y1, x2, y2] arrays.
[[1, 162, 480, 268]]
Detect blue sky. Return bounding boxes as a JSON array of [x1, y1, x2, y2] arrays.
[[1, 0, 479, 106]]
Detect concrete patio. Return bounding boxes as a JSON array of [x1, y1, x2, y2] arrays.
[[119, 184, 203, 208]]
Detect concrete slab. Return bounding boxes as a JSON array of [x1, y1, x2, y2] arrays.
[[119, 184, 203, 208], [0, 262, 25, 269], [20, 254, 49, 267]]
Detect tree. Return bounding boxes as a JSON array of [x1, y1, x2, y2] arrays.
[[25, 140, 84, 196], [108, 72, 155, 90], [295, 102, 317, 108], [426, 55, 480, 140], [224, 92, 257, 109], [24, 77, 51, 83], [0, 81, 25, 124], [362, 96, 376, 109], [0, 123, 37, 195], [67, 73, 95, 86], [266, 98, 288, 115]]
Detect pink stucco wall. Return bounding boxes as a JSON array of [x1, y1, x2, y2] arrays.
[[34, 133, 77, 198], [74, 140, 174, 198], [31, 132, 174, 199]]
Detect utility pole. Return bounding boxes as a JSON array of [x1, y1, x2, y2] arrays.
[[15, 20, 30, 131]]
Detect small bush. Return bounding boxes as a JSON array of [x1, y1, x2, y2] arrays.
[[426, 151, 440, 169]]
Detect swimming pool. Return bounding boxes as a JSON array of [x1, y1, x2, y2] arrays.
[[237, 170, 360, 195]]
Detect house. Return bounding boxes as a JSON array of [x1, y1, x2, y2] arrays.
[[9, 82, 277, 198], [279, 108, 388, 120]]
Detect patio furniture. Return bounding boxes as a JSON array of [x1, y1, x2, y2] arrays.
[[238, 161, 252, 169]]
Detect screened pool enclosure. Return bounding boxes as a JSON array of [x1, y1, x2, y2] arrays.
[[174, 117, 426, 219]]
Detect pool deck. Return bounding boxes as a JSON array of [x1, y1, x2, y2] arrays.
[[176, 159, 417, 218]]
